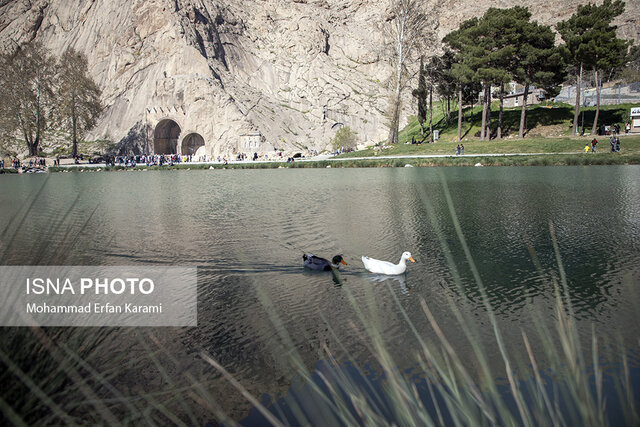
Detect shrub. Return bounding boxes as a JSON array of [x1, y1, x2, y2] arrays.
[[331, 126, 358, 151]]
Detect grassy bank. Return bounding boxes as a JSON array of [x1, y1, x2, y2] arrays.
[[332, 153, 640, 168], [47, 151, 640, 172], [338, 135, 640, 159]]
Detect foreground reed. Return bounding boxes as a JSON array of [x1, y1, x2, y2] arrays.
[[201, 172, 639, 426], [0, 173, 638, 426]]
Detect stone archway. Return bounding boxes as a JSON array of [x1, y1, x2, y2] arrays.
[[181, 133, 205, 155], [154, 119, 181, 154]]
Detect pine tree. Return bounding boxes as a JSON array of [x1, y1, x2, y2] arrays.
[[469, 17, 502, 140], [558, 0, 629, 136], [425, 55, 446, 142], [433, 50, 457, 124], [511, 18, 566, 138], [412, 58, 428, 136], [450, 62, 476, 142], [443, 18, 479, 142], [481, 7, 526, 139], [445, 9, 517, 141]]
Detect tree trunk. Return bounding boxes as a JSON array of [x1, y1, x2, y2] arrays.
[[387, 93, 400, 144], [34, 70, 42, 157], [573, 63, 582, 136], [27, 141, 37, 156], [457, 87, 462, 142], [498, 82, 504, 139], [429, 85, 433, 142], [471, 99, 475, 127], [486, 85, 492, 140], [481, 82, 488, 140], [29, 135, 39, 156], [591, 69, 601, 136], [388, 22, 406, 146], [71, 98, 78, 158], [518, 84, 530, 139], [24, 130, 34, 155]]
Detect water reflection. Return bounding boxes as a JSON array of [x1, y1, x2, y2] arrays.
[[2, 167, 639, 326], [1, 166, 639, 422], [366, 273, 410, 295]]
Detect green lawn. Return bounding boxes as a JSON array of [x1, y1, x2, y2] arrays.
[[337, 102, 640, 158], [395, 102, 637, 144], [338, 135, 640, 158]]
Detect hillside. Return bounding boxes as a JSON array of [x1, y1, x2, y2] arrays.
[[1, 0, 639, 158]]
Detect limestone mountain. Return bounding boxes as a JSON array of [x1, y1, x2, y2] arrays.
[[1, 0, 638, 157]]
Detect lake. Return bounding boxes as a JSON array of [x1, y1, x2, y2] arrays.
[[1, 166, 639, 424]]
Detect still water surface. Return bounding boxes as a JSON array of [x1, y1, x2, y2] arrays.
[[1, 166, 639, 422]]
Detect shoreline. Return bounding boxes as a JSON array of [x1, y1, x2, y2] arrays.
[[42, 152, 640, 172]]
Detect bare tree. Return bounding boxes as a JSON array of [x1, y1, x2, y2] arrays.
[[58, 48, 103, 158], [385, 0, 434, 145], [0, 42, 57, 156]]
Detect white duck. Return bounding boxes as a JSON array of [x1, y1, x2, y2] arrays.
[[361, 252, 415, 275]]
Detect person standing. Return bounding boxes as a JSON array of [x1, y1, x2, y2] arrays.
[[461, 144, 464, 155], [591, 138, 598, 153]]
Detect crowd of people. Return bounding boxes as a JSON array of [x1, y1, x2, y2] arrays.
[[329, 146, 355, 156], [596, 122, 633, 136], [235, 152, 268, 161], [108, 154, 192, 167], [4, 157, 48, 169], [110, 152, 281, 167], [587, 137, 621, 153]]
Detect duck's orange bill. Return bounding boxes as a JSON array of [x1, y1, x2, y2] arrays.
[[409, 257, 415, 263], [340, 259, 348, 265]]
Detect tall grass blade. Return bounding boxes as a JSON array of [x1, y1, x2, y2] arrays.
[[199, 351, 285, 427]]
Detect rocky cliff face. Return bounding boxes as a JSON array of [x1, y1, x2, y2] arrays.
[[1, 0, 638, 156]]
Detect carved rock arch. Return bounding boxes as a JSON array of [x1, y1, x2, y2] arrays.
[[153, 119, 182, 154]]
